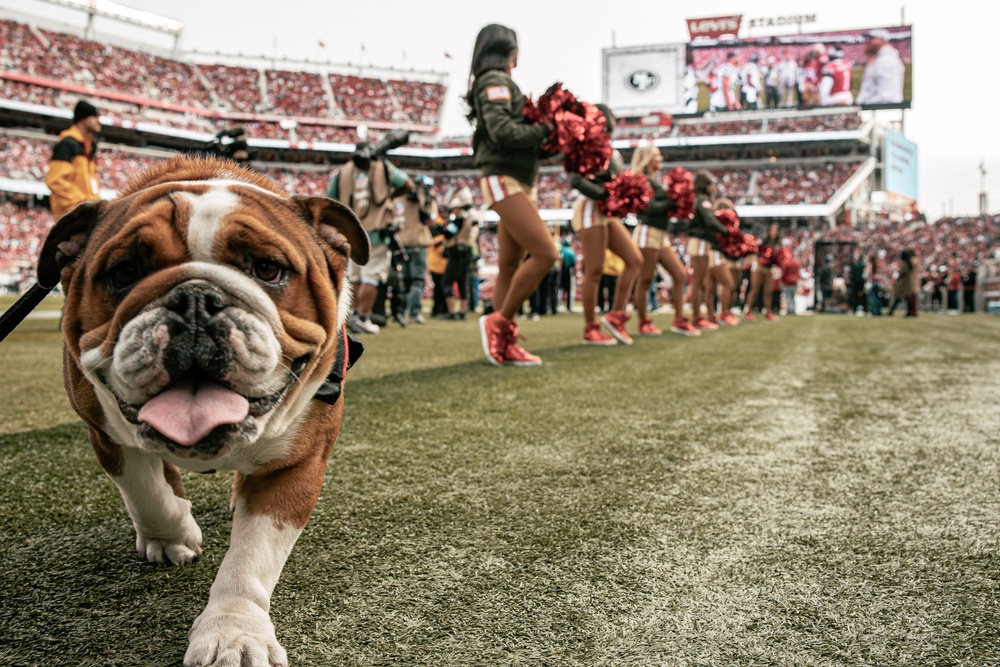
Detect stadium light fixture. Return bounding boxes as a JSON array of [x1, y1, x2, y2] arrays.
[[45, 0, 184, 34]]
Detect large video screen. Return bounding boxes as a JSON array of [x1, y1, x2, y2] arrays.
[[685, 25, 912, 114]]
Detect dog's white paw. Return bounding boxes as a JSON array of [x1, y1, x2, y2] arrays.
[[135, 508, 203, 565], [184, 606, 287, 667]]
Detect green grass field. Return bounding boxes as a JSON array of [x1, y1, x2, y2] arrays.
[[2, 300, 999, 666]]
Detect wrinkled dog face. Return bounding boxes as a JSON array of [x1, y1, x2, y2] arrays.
[[44, 158, 368, 470]]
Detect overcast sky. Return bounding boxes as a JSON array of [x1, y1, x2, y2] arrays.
[[9, 0, 999, 218]]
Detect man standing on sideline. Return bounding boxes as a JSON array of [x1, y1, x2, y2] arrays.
[[819, 47, 854, 106], [328, 136, 414, 334], [442, 186, 478, 320], [855, 28, 905, 105], [818, 255, 834, 312], [559, 236, 577, 312], [397, 174, 438, 324], [740, 53, 763, 110], [780, 250, 801, 315], [45, 99, 101, 220], [849, 251, 867, 314], [709, 51, 742, 112]]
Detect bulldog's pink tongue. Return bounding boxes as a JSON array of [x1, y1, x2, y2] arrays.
[[137, 379, 250, 447]]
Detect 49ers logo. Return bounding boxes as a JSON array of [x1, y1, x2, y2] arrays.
[[626, 70, 659, 92]]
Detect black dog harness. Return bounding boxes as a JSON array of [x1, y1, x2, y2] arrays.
[[311, 324, 364, 405]]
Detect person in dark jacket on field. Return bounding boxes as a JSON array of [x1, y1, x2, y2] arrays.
[[465, 24, 555, 367], [45, 99, 101, 220]]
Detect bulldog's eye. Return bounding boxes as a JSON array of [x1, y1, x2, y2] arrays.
[[108, 263, 140, 290], [252, 259, 285, 283]]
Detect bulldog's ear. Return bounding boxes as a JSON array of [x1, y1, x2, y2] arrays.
[[36, 201, 101, 289], [293, 195, 370, 266]]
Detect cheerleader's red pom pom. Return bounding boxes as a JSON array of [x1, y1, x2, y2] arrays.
[[665, 168, 694, 220], [771, 247, 790, 269], [715, 208, 740, 232], [523, 82, 611, 176], [757, 244, 774, 266], [599, 170, 653, 217]]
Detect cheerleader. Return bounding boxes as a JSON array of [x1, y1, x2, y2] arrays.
[[465, 24, 554, 366], [702, 197, 741, 326], [743, 222, 782, 321], [685, 171, 733, 331], [569, 105, 642, 345], [628, 145, 700, 337]]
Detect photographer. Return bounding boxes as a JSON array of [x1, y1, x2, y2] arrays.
[[327, 129, 413, 334], [441, 186, 478, 320], [198, 127, 255, 166], [395, 174, 439, 324]]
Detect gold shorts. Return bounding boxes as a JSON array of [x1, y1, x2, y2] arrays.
[[570, 198, 614, 233], [686, 237, 719, 267], [480, 175, 537, 207], [632, 224, 667, 250]]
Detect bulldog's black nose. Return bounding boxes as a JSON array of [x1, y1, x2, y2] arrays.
[[165, 284, 227, 323], [162, 283, 234, 378]]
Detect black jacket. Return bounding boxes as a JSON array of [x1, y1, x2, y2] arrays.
[[570, 150, 624, 201], [687, 194, 728, 242], [636, 175, 676, 231], [472, 70, 551, 186]]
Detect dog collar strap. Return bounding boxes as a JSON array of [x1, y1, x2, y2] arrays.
[[312, 324, 363, 405]]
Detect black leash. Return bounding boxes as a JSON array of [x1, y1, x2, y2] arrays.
[[0, 283, 54, 342]]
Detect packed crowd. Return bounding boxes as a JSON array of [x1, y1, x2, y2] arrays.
[[0, 133, 870, 212], [822, 215, 1000, 282], [0, 19, 446, 127], [4, 172, 998, 317], [676, 113, 863, 137]]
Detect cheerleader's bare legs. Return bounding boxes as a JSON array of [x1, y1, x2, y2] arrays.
[[579, 219, 641, 344], [479, 192, 558, 366]]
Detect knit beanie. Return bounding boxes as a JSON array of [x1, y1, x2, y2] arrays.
[[73, 100, 99, 123]]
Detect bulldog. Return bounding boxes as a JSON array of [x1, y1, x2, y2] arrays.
[[35, 155, 369, 667]]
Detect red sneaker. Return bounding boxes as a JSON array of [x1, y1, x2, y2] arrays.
[[670, 316, 701, 336], [764, 312, 779, 322], [502, 322, 542, 366], [478, 312, 511, 367], [638, 318, 662, 336], [719, 311, 741, 327], [600, 309, 634, 345], [692, 316, 719, 331], [744, 311, 756, 322], [707, 313, 720, 325], [582, 322, 617, 346]]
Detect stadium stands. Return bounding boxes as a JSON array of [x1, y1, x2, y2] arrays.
[[0, 17, 446, 132], [197, 64, 263, 113], [0, 14, 989, 310], [266, 69, 329, 117]]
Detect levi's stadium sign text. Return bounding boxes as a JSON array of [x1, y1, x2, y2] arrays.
[[747, 15, 817, 29], [686, 15, 742, 40]]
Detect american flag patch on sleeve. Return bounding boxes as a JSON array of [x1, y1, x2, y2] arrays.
[[486, 85, 511, 101]]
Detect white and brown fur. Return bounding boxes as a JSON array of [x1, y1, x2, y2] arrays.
[[36, 156, 369, 667]]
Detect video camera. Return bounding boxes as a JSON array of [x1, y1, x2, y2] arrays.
[[194, 127, 256, 166], [351, 128, 410, 171]]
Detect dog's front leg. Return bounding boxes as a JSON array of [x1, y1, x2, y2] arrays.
[[94, 430, 204, 565], [184, 460, 324, 667]]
